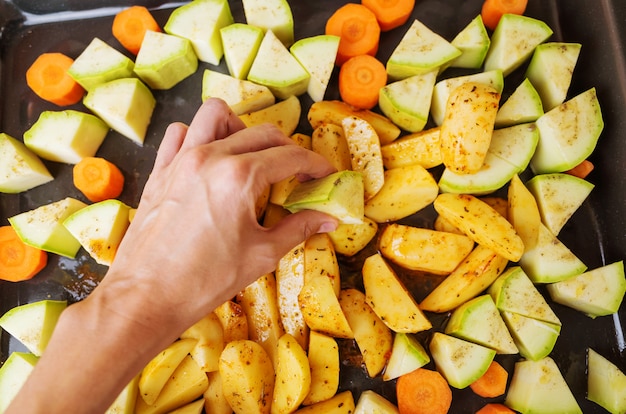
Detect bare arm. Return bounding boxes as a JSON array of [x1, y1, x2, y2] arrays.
[[6, 99, 337, 414]]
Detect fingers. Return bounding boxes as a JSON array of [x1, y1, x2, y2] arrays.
[[181, 98, 246, 150], [264, 210, 339, 256], [153, 122, 188, 171]]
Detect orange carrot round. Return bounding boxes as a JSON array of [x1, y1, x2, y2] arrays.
[[469, 360, 508, 398], [396, 368, 452, 414], [73, 157, 125, 203], [112, 5, 161, 55], [339, 54, 387, 110], [565, 159, 594, 179], [481, 0, 528, 30], [325, 3, 381, 66], [25, 53, 85, 106], [476, 403, 516, 414], [0, 226, 48, 282], [361, 0, 415, 32]]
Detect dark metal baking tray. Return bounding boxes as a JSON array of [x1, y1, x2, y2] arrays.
[[1, 0, 625, 412]]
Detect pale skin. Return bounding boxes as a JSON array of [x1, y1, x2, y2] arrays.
[[6, 98, 338, 413]]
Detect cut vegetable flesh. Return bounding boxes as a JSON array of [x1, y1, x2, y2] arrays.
[[587, 348, 626, 414]]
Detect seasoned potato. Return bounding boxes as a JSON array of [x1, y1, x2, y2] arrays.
[[440, 82, 500, 174], [304, 233, 340, 295], [339, 289, 393, 378], [342, 116, 385, 201], [381, 127, 442, 170], [508, 174, 541, 252], [202, 371, 231, 414], [434, 193, 524, 262], [239, 95, 301, 136], [364, 164, 439, 223], [327, 217, 378, 257], [236, 273, 285, 365], [298, 274, 353, 339], [295, 390, 355, 414], [481, 196, 508, 219], [420, 245, 509, 313], [138, 338, 198, 406], [271, 334, 311, 414], [214, 300, 248, 343], [311, 123, 352, 172], [180, 312, 224, 373], [302, 331, 339, 406], [219, 340, 275, 414], [378, 223, 474, 275], [135, 355, 209, 414], [275, 241, 309, 350], [308, 100, 400, 144], [362, 253, 432, 333]]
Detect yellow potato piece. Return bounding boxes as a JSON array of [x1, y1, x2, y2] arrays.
[[440, 82, 500, 174], [298, 274, 353, 339], [311, 123, 352, 172], [271, 334, 311, 414], [180, 312, 224, 373], [378, 223, 474, 275], [327, 217, 378, 257], [214, 300, 248, 343], [295, 390, 355, 414], [304, 233, 341, 295], [381, 127, 442, 170], [508, 174, 541, 252], [420, 245, 509, 313], [307, 100, 400, 145], [362, 253, 432, 333], [302, 331, 339, 406], [339, 289, 393, 378], [202, 371, 231, 414], [219, 340, 275, 414], [434, 193, 524, 262]]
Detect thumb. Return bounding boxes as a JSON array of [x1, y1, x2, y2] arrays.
[[267, 210, 339, 251]]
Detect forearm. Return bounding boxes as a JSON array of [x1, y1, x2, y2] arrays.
[[6, 274, 181, 414]]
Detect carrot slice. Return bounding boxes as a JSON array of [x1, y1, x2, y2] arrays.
[[476, 403, 516, 414], [339, 54, 387, 110], [0, 226, 48, 282], [396, 368, 452, 414], [469, 360, 508, 398], [73, 157, 125, 203], [361, 0, 415, 32], [565, 159, 594, 179], [25, 53, 85, 106], [325, 3, 381, 66], [112, 5, 161, 55], [481, 0, 528, 30]]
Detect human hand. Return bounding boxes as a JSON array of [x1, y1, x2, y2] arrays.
[[100, 98, 338, 335]]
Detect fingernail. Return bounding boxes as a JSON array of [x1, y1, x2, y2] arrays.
[[317, 221, 338, 233]]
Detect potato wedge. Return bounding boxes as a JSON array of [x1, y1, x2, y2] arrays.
[[219, 340, 275, 414], [327, 217, 378, 257], [420, 245, 509, 313], [135, 355, 209, 414], [271, 334, 311, 414], [339, 288, 393, 378], [180, 312, 224, 373], [214, 300, 248, 343], [295, 390, 355, 414], [138, 338, 198, 406], [270, 133, 311, 206], [440, 82, 500, 174], [308, 100, 400, 144], [236, 273, 285, 365], [379, 223, 474, 275], [362, 253, 432, 333], [433, 214, 463, 234], [381, 127, 442, 170], [481, 196, 508, 219], [275, 241, 309, 350], [364, 164, 439, 223], [342, 116, 385, 201], [304, 233, 340, 295], [168, 399, 204, 414], [508, 174, 541, 252], [298, 273, 353, 338], [203, 371, 231, 414], [239, 94, 301, 136], [311, 123, 352, 172], [302, 331, 339, 406], [434, 193, 524, 262]]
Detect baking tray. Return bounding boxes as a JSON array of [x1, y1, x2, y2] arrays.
[[1, 0, 625, 412]]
